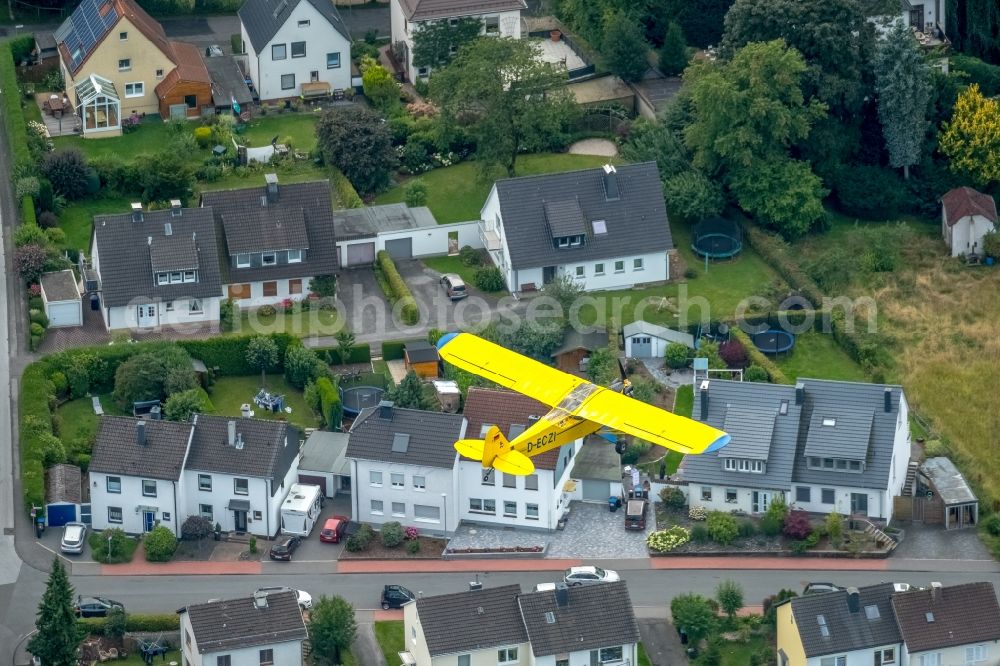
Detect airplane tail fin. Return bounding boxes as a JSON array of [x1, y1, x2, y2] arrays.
[[453, 426, 536, 476]]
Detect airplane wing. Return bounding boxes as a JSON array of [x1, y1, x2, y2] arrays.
[[436, 332, 586, 407]]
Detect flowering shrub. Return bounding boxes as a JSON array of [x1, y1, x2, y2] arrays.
[[406, 100, 439, 118], [647, 525, 691, 552], [28, 283, 41, 297], [404, 526, 419, 540], [688, 504, 707, 521]]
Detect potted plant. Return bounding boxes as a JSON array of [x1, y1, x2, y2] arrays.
[[550, 29, 562, 42]]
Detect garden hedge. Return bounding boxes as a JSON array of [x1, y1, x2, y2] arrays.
[[731, 327, 791, 385], [78, 613, 180, 634], [331, 166, 363, 209], [376, 251, 419, 325], [179, 333, 296, 376], [19, 362, 53, 510], [744, 226, 825, 309], [0, 41, 31, 178], [315, 376, 342, 430], [321, 342, 371, 365], [21, 196, 36, 227], [380, 339, 411, 361]]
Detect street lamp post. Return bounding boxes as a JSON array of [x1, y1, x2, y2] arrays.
[[441, 493, 447, 537]]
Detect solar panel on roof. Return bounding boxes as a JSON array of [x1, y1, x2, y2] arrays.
[[57, 0, 119, 71]]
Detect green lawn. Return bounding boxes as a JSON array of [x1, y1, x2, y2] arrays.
[[58, 196, 131, 252], [209, 374, 320, 429], [695, 635, 770, 666], [55, 393, 126, 451], [374, 153, 621, 223], [240, 112, 321, 152], [117, 649, 181, 665], [234, 307, 341, 337], [773, 330, 867, 382], [53, 116, 179, 160], [637, 643, 653, 666], [374, 621, 404, 666], [371, 359, 395, 388], [674, 384, 693, 417]]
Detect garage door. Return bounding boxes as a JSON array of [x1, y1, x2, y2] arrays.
[[46, 503, 77, 527], [385, 237, 413, 260], [581, 480, 610, 502], [345, 242, 376, 267], [298, 474, 328, 497], [629, 335, 652, 358], [47, 301, 82, 328]]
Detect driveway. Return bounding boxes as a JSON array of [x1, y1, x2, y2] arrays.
[[288, 496, 351, 563], [890, 521, 994, 561], [638, 617, 689, 666]]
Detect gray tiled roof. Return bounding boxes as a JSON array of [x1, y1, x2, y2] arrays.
[[551, 329, 608, 357], [92, 207, 223, 308], [919, 457, 976, 505], [299, 431, 350, 475], [544, 199, 586, 237], [518, 581, 639, 657], [346, 404, 464, 468], [789, 583, 901, 657], [184, 590, 307, 653], [46, 463, 83, 504], [398, 0, 526, 21], [680, 381, 800, 491], [491, 162, 673, 270], [89, 416, 193, 481], [803, 407, 873, 460], [184, 415, 298, 490], [720, 404, 775, 460], [238, 0, 349, 55], [148, 233, 199, 273], [221, 206, 309, 255], [461, 387, 562, 470], [892, 582, 1000, 653], [416, 585, 528, 655]]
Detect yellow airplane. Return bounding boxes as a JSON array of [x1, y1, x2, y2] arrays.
[[436, 332, 730, 479]]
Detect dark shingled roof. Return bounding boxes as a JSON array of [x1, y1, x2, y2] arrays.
[[415, 585, 528, 656], [517, 582, 640, 657], [492, 162, 673, 270], [184, 591, 307, 653], [184, 416, 298, 490], [398, 0, 525, 21], [550, 329, 607, 357], [892, 582, 1000, 653], [204, 54, 254, 107], [544, 199, 586, 238], [346, 404, 464, 468], [148, 232, 199, 273], [803, 406, 873, 460], [789, 583, 902, 657], [89, 416, 193, 481], [46, 463, 83, 504], [92, 206, 223, 308], [405, 341, 439, 364], [462, 387, 560, 470], [721, 404, 776, 461], [238, 0, 349, 55], [221, 206, 309, 255]]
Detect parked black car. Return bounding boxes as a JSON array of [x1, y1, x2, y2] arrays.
[[74, 596, 124, 618], [268, 536, 302, 561], [381, 584, 415, 609]]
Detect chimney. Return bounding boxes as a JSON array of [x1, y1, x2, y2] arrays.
[[228, 420, 236, 447], [253, 590, 268, 609], [554, 582, 569, 608], [469, 581, 483, 591], [699, 380, 709, 418], [602, 164, 619, 201], [136, 421, 146, 446], [265, 173, 279, 204], [883, 387, 892, 413], [930, 581, 942, 600], [170, 199, 182, 217], [795, 382, 805, 405], [378, 400, 394, 420], [131, 202, 143, 223], [846, 587, 860, 613]]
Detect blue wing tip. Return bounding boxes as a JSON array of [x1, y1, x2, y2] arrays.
[[705, 434, 730, 453], [436, 332, 459, 350]]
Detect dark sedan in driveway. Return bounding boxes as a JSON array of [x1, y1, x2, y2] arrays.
[[269, 536, 302, 561], [74, 596, 124, 618]]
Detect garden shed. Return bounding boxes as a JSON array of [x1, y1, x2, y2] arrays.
[[404, 341, 440, 378], [940, 186, 997, 258], [40, 269, 82, 328], [154, 41, 212, 119], [916, 457, 978, 529], [551, 329, 608, 372], [45, 463, 85, 527], [297, 431, 350, 498], [73, 74, 121, 137], [622, 320, 695, 358]]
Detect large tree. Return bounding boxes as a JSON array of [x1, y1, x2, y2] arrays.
[[308, 596, 357, 666], [602, 12, 650, 83], [658, 22, 689, 76], [316, 106, 396, 195], [430, 38, 578, 177], [873, 19, 933, 179], [938, 84, 1000, 187], [390, 370, 427, 409], [669, 593, 716, 647], [245, 335, 279, 388], [412, 18, 484, 70], [112, 347, 196, 408], [28, 558, 82, 666]]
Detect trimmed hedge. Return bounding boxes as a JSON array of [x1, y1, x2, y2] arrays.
[[381, 339, 410, 361], [20, 362, 54, 510], [0, 42, 30, 177], [321, 342, 372, 365], [78, 613, 180, 634], [744, 226, 825, 309], [731, 327, 791, 385], [315, 376, 342, 430], [21, 196, 36, 226], [179, 333, 296, 376], [377, 251, 419, 325], [331, 166, 363, 209]]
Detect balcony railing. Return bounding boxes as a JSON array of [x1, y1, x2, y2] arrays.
[[479, 222, 502, 252]]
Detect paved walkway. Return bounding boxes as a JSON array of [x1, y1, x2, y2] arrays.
[[567, 138, 618, 157], [891, 521, 994, 561]]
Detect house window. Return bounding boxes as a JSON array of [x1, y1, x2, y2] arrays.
[[155, 68, 164, 79], [819, 657, 846, 666], [200, 504, 213, 521], [291, 41, 306, 58], [262, 252, 277, 266], [919, 655, 941, 666], [503, 473, 516, 489], [216, 657, 231, 666], [236, 253, 251, 268], [119, 31, 128, 40], [557, 237, 570, 248], [525, 475, 538, 491], [106, 476, 121, 494], [594, 263, 605, 276], [575, 266, 585, 278], [170, 272, 182, 283], [327, 52, 341, 69], [182, 270, 196, 283], [234, 478, 249, 495], [162, 512, 171, 521], [701, 487, 712, 501], [370, 471, 383, 486], [371, 499, 384, 514], [413, 475, 426, 490], [118, 58, 131, 71], [823, 458, 835, 469], [570, 235, 582, 246], [298, 19, 310, 27], [876, 648, 894, 664], [966, 645, 988, 663], [414, 504, 439, 521], [253, 511, 262, 520], [280, 74, 295, 90], [796, 486, 811, 503], [185, 629, 192, 648], [259, 649, 274, 666], [165, 301, 174, 312], [392, 502, 405, 517], [498, 647, 518, 664], [725, 488, 737, 503], [199, 474, 212, 491], [108, 507, 123, 524], [458, 656, 471, 666], [614, 260, 625, 273], [142, 480, 156, 497], [469, 498, 496, 514], [184, 94, 197, 109], [849, 460, 862, 471], [125, 82, 144, 97], [272, 44, 286, 60], [485, 16, 500, 33], [556, 661, 569, 666], [287, 249, 302, 263], [189, 299, 203, 314], [417, 66, 429, 77], [289, 278, 303, 294], [526, 503, 539, 519], [263, 281, 278, 297], [503, 501, 516, 517], [634, 257, 644, 270], [482, 470, 495, 486], [599, 647, 623, 663], [821, 488, 835, 504], [391, 473, 405, 488]]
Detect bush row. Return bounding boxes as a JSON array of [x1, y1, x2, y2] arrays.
[[20, 363, 53, 509], [731, 327, 791, 385], [315, 377, 342, 430], [744, 226, 825, 308], [78, 613, 180, 634], [376, 251, 419, 325], [178, 333, 296, 376], [317, 342, 372, 365], [331, 166, 363, 209], [951, 54, 1000, 97], [381, 339, 423, 361], [0, 42, 30, 177]]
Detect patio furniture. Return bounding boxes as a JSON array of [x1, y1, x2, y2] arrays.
[[254, 389, 285, 413]]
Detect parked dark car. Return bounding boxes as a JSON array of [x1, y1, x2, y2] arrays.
[[74, 596, 124, 618], [803, 582, 844, 596], [268, 536, 302, 561], [624, 499, 648, 531], [381, 584, 415, 609]]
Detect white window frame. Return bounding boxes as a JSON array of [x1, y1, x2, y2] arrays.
[[633, 257, 643, 270], [118, 58, 131, 71], [234, 478, 249, 495], [413, 475, 426, 490], [198, 474, 212, 491], [272, 44, 286, 60], [280, 74, 295, 91], [414, 504, 440, 522], [391, 502, 406, 517], [574, 265, 584, 278], [108, 506, 123, 523], [503, 500, 517, 517], [142, 479, 156, 497], [236, 253, 251, 268], [106, 476, 121, 493], [497, 647, 518, 664], [119, 31, 128, 41], [556, 237, 570, 248], [291, 41, 306, 58], [189, 299, 203, 314], [966, 645, 988, 664], [701, 487, 712, 501], [614, 260, 625, 273], [183, 270, 196, 283], [599, 646, 623, 663], [469, 498, 496, 514], [125, 82, 143, 98], [820, 657, 846, 666], [371, 499, 384, 515], [877, 648, 895, 664], [725, 488, 737, 503], [391, 473, 405, 488], [287, 249, 302, 263], [155, 68, 164, 79], [919, 654, 941, 666], [525, 503, 539, 519], [297, 19, 310, 27], [327, 51, 341, 69], [199, 504, 213, 521], [594, 263, 605, 276], [370, 470, 383, 487]]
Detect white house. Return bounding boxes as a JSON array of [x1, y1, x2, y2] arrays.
[[389, 0, 525, 81], [622, 320, 695, 359], [238, 0, 351, 102], [892, 582, 1000, 666], [678, 378, 911, 521], [479, 162, 673, 294], [940, 186, 997, 258], [401, 582, 640, 666], [180, 590, 307, 666], [458, 387, 582, 530], [346, 402, 465, 536], [40, 269, 82, 328]]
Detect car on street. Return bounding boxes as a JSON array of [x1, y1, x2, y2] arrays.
[[74, 596, 124, 617], [803, 582, 844, 595], [440, 274, 468, 300], [563, 566, 620, 586], [205, 44, 224, 57], [268, 535, 302, 561], [381, 584, 415, 609], [255, 586, 313, 609], [319, 516, 350, 544], [60, 522, 87, 554]]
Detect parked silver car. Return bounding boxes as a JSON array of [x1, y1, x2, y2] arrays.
[[60, 522, 87, 554]]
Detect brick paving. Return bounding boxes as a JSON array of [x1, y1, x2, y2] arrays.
[[336, 558, 581, 574], [650, 556, 889, 571]]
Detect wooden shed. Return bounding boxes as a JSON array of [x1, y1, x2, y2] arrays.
[[551, 329, 608, 373], [916, 457, 979, 529], [155, 41, 212, 119], [404, 341, 440, 378]]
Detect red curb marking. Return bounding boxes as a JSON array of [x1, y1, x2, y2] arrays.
[[374, 610, 403, 621], [650, 557, 889, 571], [335, 559, 584, 574]]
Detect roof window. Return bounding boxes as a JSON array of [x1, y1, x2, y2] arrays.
[[864, 605, 880, 620], [822, 417, 836, 427]]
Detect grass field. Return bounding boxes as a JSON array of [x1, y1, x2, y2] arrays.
[[374, 153, 619, 223], [55, 393, 125, 452], [234, 307, 341, 337], [58, 196, 131, 252], [241, 111, 320, 152], [773, 331, 867, 382], [637, 643, 653, 666], [209, 374, 320, 429], [374, 621, 404, 666]]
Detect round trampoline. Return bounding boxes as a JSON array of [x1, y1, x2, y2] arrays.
[[691, 216, 743, 259], [751, 329, 796, 355], [340, 386, 387, 416]]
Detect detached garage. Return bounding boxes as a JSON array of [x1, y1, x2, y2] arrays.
[[622, 320, 694, 358], [45, 463, 85, 527], [40, 270, 82, 328], [298, 431, 351, 498]]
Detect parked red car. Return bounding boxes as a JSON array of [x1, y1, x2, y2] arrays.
[[319, 516, 350, 543]]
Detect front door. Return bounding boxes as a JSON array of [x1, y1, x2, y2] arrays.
[[234, 510, 247, 532], [543, 266, 557, 284], [143, 511, 155, 532], [752, 491, 771, 514], [851, 492, 869, 515], [136, 304, 157, 328]]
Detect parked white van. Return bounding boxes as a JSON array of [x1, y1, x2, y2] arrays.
[[279, 483, 322, 537]]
